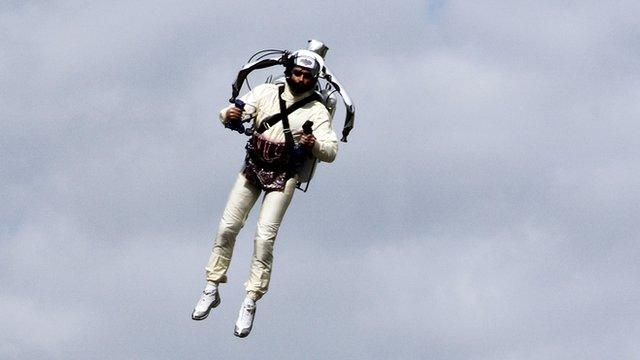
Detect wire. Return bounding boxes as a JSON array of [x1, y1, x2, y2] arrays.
[[248, 49, 285, 63], [243, 48, 287, 91], [247, 49, 278, 62]]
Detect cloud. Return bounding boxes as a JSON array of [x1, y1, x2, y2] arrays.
[[2, 0, 640, 359]]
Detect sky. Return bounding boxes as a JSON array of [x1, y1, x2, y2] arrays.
[[2, 0, 640, 359]]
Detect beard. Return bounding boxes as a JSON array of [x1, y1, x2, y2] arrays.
[[286, 77, 316, 95]]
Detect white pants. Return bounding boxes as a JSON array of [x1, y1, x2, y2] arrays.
[[205, 173, 297, 299]]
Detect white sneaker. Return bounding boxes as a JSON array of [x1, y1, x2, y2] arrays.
[[191, 289, 220, 320], [234, 297, 256, 338]]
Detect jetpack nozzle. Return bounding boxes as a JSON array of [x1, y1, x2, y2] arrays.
[[307, 39, 329, 59]]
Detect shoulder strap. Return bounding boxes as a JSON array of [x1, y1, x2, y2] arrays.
[[256, 86, 322, 134], [278, 85, 296, 154]]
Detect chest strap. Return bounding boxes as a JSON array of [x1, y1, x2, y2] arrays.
[[255, 86, 322, 135]]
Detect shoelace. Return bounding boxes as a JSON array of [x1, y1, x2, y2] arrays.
[[239, 304, 255, 323], [200, 291, 216, 302]]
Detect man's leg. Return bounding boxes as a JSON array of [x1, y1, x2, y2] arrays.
[[205, 173, 261, 284], [244, 176, 297, 299], [234, 177, 297, 336], [194, 174, 261, 320]]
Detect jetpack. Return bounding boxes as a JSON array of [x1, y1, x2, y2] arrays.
[[226, 39, 355, 192], [228, 39, 356, 143]]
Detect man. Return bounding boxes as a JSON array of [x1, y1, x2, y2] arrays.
[[192, 49, 338, 338]]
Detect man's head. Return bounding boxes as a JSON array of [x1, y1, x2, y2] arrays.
[[285, 50, 324, 94]]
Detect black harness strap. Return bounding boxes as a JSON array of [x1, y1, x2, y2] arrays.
[[278, 85, 296, 154], [256, 86, 322, 135]]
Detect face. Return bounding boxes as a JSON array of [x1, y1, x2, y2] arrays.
[[287, 66, 316, 94]]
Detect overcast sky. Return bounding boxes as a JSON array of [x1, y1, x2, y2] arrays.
[[2, 1, 640, 359]]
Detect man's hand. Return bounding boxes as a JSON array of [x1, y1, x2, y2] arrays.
[[299, 134, 316, 150], [225, 107, 243, 123]]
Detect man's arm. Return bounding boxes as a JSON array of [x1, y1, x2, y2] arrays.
[[218, 84, 268, 126], [299, 108, 338, 163]]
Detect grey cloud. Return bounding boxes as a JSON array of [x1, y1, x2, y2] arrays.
[[2, 1, 640, 359]]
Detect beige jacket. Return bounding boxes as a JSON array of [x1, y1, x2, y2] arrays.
[[219, 82, 338, 166]]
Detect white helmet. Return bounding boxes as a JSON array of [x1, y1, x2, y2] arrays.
[[286, 49, 325, 78]]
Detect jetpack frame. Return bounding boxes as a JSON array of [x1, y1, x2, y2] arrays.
[[228, 40, 356, 143], [227, 40, 355, 192]]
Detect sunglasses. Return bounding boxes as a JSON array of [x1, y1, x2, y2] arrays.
[[291, 68, 315, 80]]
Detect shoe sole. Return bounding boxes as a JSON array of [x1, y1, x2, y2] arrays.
[[191, 295, 221, 321]]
